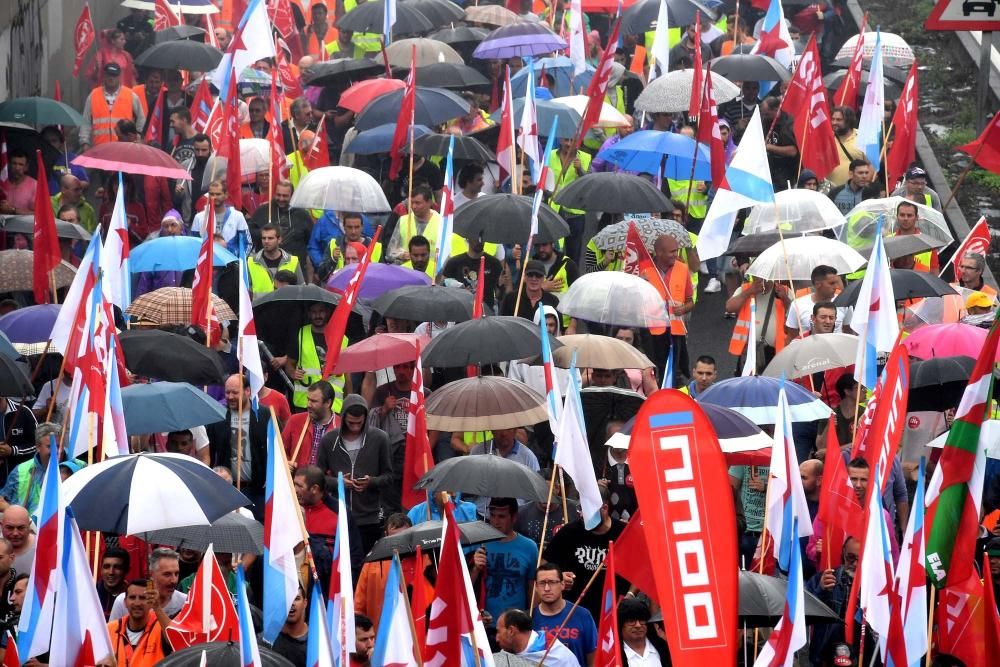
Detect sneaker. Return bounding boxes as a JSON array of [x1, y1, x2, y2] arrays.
[[704, 277, 722, 293]]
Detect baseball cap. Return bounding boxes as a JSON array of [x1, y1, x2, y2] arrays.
[[986, 537, 1000, 557], [965, 291, 994, 310], [103, 62, 122, 75], [525, 260, 546, 277], [905, 166, 927, 180]]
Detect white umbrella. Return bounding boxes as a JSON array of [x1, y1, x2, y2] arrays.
[[551, 95, 631, 129], [634, 68, 740, 114], [743, 189, 847, 236], [762, 333, 859, 379], [385, 37, 463, 68], [746, 236, 867, 281], [928, 420, 1000, 456], [835, 31, 915, 70], [201, 138, 273, 185], [558, 272, 669, 328], [845, 196, 953, 249], [289, 166, 391, 213]]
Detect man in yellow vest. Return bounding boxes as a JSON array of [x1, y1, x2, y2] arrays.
[[386, 187, 443, 263], [283, 302, 351, 413], [79, 63, 146, 151], [642, 234, 694, 387], [893, 200, 939, 272], [548, 139, 592, 263], [401, 235, 435, 277], [326, 212, 382, 273], [678, 355, 717, 399], [531, 240, 578, 302], [247, 224, 304, 295]]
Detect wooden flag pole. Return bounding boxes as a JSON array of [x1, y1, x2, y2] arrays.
[[236, 360, 245, 489], [530, 467, 560, 609], [535, 558, 606, 666], [942, 137, 989, 211]]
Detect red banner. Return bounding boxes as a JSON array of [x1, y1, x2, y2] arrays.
[[73, 3, 96, 77], [628, 389, 738, 667], [946, 216, 992, 280], [781, 36, 841, 181], [853, 342, 909, 503]]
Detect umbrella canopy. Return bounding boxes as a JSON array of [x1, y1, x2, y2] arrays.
[[410, 62, 490, 89], [835, 31, 915, 69], [289, 166, 391, 212], [901, 323, 997, 361], [338, 0, 434, 34], [366, 519, 505, 561], [339, 78, 407, 113], [328, 263, 431, 299], [122, 0, 219, 13], [726, 231, 810, 256], [135, 39, 223, 71], [136, 512, 264, 554], [558, 272, 669, 328], [158, 641, 294, 666], [590, 217, 691, 251], [1, 215, 92, 241], [473, 22, 567, 60], [492, 98, 581, 139], [411, 132, 496, 161], [371, 285, 475, 322], [426, 375, 548, 430], [823, 68, 903, 99], [635, 68, 740, 114], [119, 329, 228, 384], [252, 284, 363, 349], [429, 26, 490, 45], [0, 250, 76, 293], [130, 236, 238, 272], [908, 355, 976, 412], [464, 4, 521, 26], [422, 316, 559, 367], [710, 54, 791, 82], [386, 38, 463, 68], [550, 334, 655, 370], [858, 233, 945, 261], [121, 382, 226, 434], [304, 58, 385, 87], [580, 386, 645, 449], [833, 270, 957, 307], [845, 197, 953, 248], [252, 284, 342, 310], [762, 333, 859, 379], [344, 123, 432, 155], [454, 194, 569, 244], [0, 332, 18, 361], [73, 142, 190, 180], [402, 0, 466, 25], [0, 97, 84, 127], [154, 25, 207, 43], [620, 0, 721, 35], [0, 354, 33, 397], [125, 287, 237, 325], [699, 376, 833, 424], [743, 188, 848, 236], [553, 173, 673, 214], [747, 236, 867, 281], [64, 452, 249, 534], [355, 86, 470, 131], [594, 129, 713, 179], [551, 95, 631, 129], [334, 332, 428, 374], [739, 571, 841, 627], [509, 56, 594, 98], [0, 304, 61, 343], [235, 138, 271, 175], [415, 452, 549, 500]]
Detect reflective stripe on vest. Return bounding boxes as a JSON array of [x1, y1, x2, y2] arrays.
[[667, 178, 708, 219], [587, 238, 623, 272], [292, 325, 347, 410], [547, 149, 592, 216], [91, 87, 137, 145], [641, 261, 690, 335], [730, 298, 752, 356], [247, 255, 299, 294]]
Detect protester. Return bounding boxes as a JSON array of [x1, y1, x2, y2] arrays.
[[283, 380, 339, 469], [494, 608, 579, 666], [618, 597, 669, 666], [266, 583, 309, 667], [109, 548, 188, 620], [532, 562, 598, 665], [97, 547, 131, 620], [107, 579, 174, 666], [471, 497, 538, 623]]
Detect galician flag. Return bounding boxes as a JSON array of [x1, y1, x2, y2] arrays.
[[436, 134, 456, 274], [371, 555, 419, 666], [537, 303, 562, 433], [858, 468, 896, 660], [856, 30, 885, 167], [262, 419, 302, 643], [851, 224, 898, 389], [555, 353, 604, 530], [886, 458, 927, 667]]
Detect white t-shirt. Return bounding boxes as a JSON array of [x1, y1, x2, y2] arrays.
[[109, 589, 188, 621], [784, 293, 852, 334]]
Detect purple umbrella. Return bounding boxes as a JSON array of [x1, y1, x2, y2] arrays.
[[0, 304, 62, 344], [473, 22, 568, 60], [327, 264, 431, 300]]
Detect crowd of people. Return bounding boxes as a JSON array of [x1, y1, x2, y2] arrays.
[[0, 0, 998, 665]]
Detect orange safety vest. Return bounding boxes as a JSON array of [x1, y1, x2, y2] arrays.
[[108, 612, 168, 667], [641, 261, 691, 336], [729, 290, 786, 356], [91, 86, 137, 146], [305, 23, 339, 59], [134, 84, 149, 116]]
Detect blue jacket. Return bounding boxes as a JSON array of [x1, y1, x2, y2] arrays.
[[308, 213, 377, 268]]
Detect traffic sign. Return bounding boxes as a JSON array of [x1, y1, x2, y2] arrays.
[[926, 0, 1000, 30]]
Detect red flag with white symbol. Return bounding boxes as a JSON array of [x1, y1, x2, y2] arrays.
[[73, 4, 96, 77], [593, 542, 622, 667], [886, 62, 919, 190], [688, 18, 703, 119], [781, 36, 840, 181], [390, 48, 417, 181], [166, 545, 240, 648], [580, 19, 622, 143], [943, 216, 991, 280], [835, 15, 867, 110], [696, 69, 727, 186], [191, 206, 219, 344], [154, 0, 181, 30], [322, 227, 383, 377], [402, 343, 433, 508]]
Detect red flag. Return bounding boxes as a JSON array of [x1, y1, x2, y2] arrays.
[[958, 108, 1000, 175], [496, 67, 515, 183], [190, 79, 214, 133], [268, 74, 289, 185], [304, 115, 331, 170], [579, 19, 621, 143], [465, 255, 486, 378], [218, 74, 243, 207], [628, 389, 739, 667], [614, 508, 658, 603], [945, 216, 992, 279], [269, 0, 298, 40], [410, 544, 428, 644], [191, 205, 217, 337], [835, 15, 867, 110], [936, 573, 988, 667], [402, 343, 434, 508], [72, 3, 96, 77], [688, 19, 703, 119], [144, 86, 167, 147], [165, 546, 240, 648], [323, 227, 383, 377], [275, 36, 303, 100], [817, 415, 862, 568], [886, 62, 919, 190], [983, 554, 1000, 658], [781, 36, 840, 181], [594, 542, 623, 667], [32, 150, 61, 304], [3, 630, 18, 667], [154, 0, 181, 30], [622, 221, 655, 278], [423, 503, 476, 664], [390, 47, 417, 181], [696, 69, 726, 186]]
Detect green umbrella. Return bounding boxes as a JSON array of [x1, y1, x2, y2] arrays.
[[0, 97, 85, 127]]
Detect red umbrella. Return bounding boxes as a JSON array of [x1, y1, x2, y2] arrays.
[[333, 332, 429, 374], [72, 142, 190, 179], [339, 78, 406, 114]]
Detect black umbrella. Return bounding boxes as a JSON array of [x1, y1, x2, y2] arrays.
[[710, 54, 791, 82], [160, 641, 294, 666], [119, 329, 227, 384], [725, 232, 809, 256], [252, 284, 342, 310], [135, 39, 223, 71], [135, 512, 264, 554], [621, 0, 719, 35], [415, 454, 550, 501], [0, 354, 33, 397], [1, 214, 91, 241], [154, 25, 207, 43], [304, 58, 384, 87], [833, 269, 957, 307], [553, 172, 673, 214], [908, 355, 975, 412], [402, 0, 465, 25], [372, 285, 475, 322], [739, 571, 841, 627], [355, 86, 470, 131], [408, 62, 490, 89], [823, 69, 903, 100], [338, 0, 434, 34], [580, 386, 644, 458], [421, 316, 559, 366], [454, 194, 569, 245], [429, 26, 490, 46], [252, 284, 364, 349], [829, 60, 910, 82], [366, 519, 505, 561], [410, 132, 496, 161]]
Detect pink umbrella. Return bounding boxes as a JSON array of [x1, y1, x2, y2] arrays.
[[73, 142, 190, 179], [333, 332, 429, 375], [902, 323, 996, 360]]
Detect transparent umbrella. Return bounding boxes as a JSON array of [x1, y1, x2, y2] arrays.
[[844, 196, 953, 250], [558, 272, 669, 328], [551, 95, 631, 129], [289, 166, 391, 213], [743, 188, 847, 236], [634, 68, 740, 114], [835, 31, 915, 69], [747, 236, 867, 281]]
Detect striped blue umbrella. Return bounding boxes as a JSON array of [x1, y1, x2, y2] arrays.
[[698, 376, 832, 424]]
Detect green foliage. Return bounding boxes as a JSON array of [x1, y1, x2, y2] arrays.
[[967, 169, 1000, 193]]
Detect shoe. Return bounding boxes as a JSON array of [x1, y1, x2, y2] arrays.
[[704, 277, 722, 293]]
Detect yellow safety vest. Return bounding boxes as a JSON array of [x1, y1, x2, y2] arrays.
[[327, 238, 383, 271], [340, 0, 382, 55], [293, 325, 348, 411], [402, 257, 436, 277], [586, 237, 623, 272], [247, 254, 300, 295], [667, 178, 708, 219], [679, 230, 699, 302], [548, 149, 592, 216], [396, 212, 500, 263]]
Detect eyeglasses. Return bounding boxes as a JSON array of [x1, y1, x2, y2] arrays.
[[843, 553, 859, 564], [536, 580, 562, 588]]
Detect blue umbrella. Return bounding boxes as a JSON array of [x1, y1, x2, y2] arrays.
[[698, 376, 833, 424], [120, 381, 226, 435], [328, 263, 431, 299], [130, 236, 238, 273], [596, 130, 714, 179], [0, 304, 61, 344], [355, 87, 470, 131], [613, 402, 772, 455], [491, 99, 581, 139], [509, 56, 594, 98], [473, 22, 568, 60], [0, 332, 19, 360], [344, 123, 432, 155]]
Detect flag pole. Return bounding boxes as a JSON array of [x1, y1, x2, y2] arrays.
[[289, 418, 310, 467], [925, 586, 935, 667], [941, 137, 988, 211], [530, 468, 560, 609], [512, 233, 533, 317], [236, 358, 244, 489], [536, 557, 606, 665]]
